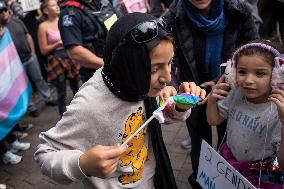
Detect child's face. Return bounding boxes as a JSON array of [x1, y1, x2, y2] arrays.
[[147, 40, 174, 97], [236, 54, 273, 103]]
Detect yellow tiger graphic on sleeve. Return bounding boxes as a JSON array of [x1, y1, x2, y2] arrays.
[[118, 107, 148, 185]]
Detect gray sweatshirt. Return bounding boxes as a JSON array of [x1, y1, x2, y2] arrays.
[[34, 68, 191, 189]]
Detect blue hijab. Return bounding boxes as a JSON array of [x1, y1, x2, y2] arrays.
[[182, 0, 228, 78]]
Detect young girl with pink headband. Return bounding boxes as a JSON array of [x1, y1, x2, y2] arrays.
[[207, 41, 284, 188]]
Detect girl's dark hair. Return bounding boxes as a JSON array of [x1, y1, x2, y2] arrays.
[[234, 40, 283, 67], [39, 0, 50, 21]]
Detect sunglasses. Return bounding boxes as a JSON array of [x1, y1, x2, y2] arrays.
[[0, 8, 8, 14], [124, 17, 172, 44]]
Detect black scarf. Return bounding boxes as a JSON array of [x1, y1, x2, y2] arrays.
[[102, 42, 151, 101], [145, 97, 178, 189], [102, 13, 177, 189]]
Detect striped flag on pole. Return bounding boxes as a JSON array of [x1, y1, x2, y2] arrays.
[[0, 28, 32, 140]]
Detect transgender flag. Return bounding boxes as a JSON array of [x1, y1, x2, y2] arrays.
[[0, 28, 32, 140]]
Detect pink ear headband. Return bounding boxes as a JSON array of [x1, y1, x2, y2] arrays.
[[221, 42, 284, 90], [232, 42, 281, 63]]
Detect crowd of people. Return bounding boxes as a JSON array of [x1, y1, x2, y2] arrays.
[[1, 0, 284, 189]]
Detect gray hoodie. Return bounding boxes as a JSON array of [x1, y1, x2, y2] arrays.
[[35, 68, 191, 189]]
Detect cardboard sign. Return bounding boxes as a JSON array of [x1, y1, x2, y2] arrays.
[[19, 0, 40, 12], [197, 140, 256, 189]]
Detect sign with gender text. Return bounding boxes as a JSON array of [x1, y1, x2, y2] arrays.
[[197, 140, 256, 189], [19, 0, 40, 12]]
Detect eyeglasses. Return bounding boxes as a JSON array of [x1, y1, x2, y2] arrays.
[[124, 17, 172, 44], [0, 8, 8, 14]]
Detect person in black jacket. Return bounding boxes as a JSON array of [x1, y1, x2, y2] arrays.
[[58, 0, 109, 83], [164, 0, 259, 188]]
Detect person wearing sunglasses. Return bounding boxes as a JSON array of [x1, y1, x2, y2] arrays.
[[35, 13, 206, 189], [164, 0, 259, 188], [0, 1, 8, 22]]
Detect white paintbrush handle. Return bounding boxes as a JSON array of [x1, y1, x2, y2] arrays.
[[121, 114, 155, 147], [120, 98, 173, 147]]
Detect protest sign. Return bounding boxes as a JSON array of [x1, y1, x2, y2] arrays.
[[19, 0, 40, 12], [197, 140, 256, 189]]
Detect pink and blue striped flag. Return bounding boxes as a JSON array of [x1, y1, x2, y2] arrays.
[[0, 28, 32, 140]]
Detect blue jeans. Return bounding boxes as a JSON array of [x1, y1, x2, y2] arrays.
[[53, 73, 79, 117], [22, 54, 53, 112]]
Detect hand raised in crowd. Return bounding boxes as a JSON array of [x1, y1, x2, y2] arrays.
[[160, 83, 206, 111], [160, 82, 206, 111], [179, 82, 206, 98], [160, 83, 206, 99], [178, 82, 206, 110], [79, 145, 128, 178], [207, 75, 230, 104], [269, 89, 284, 123]]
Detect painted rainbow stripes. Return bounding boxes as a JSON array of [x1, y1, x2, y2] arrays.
[[0, 29, 32, 140]]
